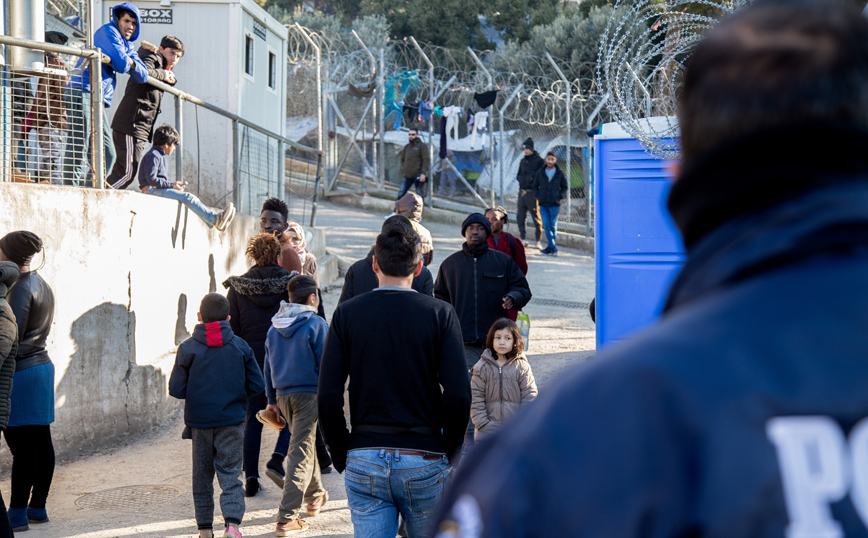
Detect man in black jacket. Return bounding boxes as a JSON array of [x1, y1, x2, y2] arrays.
[[434, 213, 532, 371], [319, 217, 470, 538], [515, 138, 544, 249], [108, 35, 184, 190], [532, 151, 568, 256], [338, 215, 434, 305]]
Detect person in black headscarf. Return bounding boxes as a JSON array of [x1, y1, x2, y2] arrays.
[[0, 231, 56, 532]]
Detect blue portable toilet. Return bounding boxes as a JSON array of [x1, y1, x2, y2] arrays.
[[594, 119, 685, 348]]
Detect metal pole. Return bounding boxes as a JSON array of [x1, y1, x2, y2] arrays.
[[498, 84, 522, 207], [466, 47, 495, 208], [232, 120, 240, 210], [278, 140, 286, 201], [175, 96, 183, 184], [546, 52, 571, 222], [291, 24, 324, 222], [310, 153, 323, 227], [351, 29, 377, 192], [586, 94, 608, 237], [87, 0, 94, 49], [379, 48, 386, 189], [91, 51, 104, 187], [409, 37, 435, 207]]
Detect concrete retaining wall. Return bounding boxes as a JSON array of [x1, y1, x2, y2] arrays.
[[0, 184, 264, 460]]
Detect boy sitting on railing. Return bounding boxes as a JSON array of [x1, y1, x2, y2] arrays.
[[139, 125, 236, 232]]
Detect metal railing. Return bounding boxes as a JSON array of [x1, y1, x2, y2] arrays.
[[1, 35, 322, 220]]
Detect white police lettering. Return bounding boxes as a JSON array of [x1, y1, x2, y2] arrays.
[[767, 417, 850, 538], [435, 494, 482, 538], [848, 418, 868, 524]]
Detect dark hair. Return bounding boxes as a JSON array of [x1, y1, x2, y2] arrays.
[[288, 275, 318, 304], [261, 197, 289, 222], [485, 206, 508, 226], [160, 35, 185, 52], [200, 293, 230, 323], [113, 7, 136, 23], [679, 0, 868, 162], [153, 124, 180, 147], [545, 151, 556, 158], [246, 233, 281, 266], [485, 318, 523, 361], [375, 218, 422, 277], [408, 128, 418, 134]]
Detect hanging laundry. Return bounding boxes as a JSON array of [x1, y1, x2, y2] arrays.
[[403, 101, 420, 125], [434, 105, 444, 117], [349, 82, 376, 99], [419, 100, 434, 122], [474, 90, 499, 109], [470, 110, 489, 148], [442, 106, 462, 145], [439, 116, 448, 159]]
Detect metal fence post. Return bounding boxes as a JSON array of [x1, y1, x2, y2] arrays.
[[310, 153, 323, 227], [498, 84, 523, 207], [586, 94, 608, 237], [278, 139, 286, 202], [409, 37, 435, 207], [379, 48, 386, 189], [91, 50, 104, 188], [175, 95, 183, 184], [467, 47, 494, 208], [232, 119, 240, 210], [546, 52, 570, 222]]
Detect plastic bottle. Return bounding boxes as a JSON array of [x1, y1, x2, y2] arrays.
[[516, 311, 530, 352]]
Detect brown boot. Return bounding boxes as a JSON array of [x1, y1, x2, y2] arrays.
[[275, 517, 309, 536]]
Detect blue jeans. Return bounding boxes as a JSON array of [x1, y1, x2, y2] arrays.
[[62, 88, 115, 186], [243, 389, 291, 479], [396, 176, 425, 200], [344, 449, 450, 538], [539, 205, 560, 250], [146, 187, 219, 228]]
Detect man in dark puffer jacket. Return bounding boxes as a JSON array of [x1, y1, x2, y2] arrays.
[[515, 138, 544, 248], [0, 261, 19, 537]]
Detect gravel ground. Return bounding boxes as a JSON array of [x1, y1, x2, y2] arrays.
[[5, 199, 596, 538]]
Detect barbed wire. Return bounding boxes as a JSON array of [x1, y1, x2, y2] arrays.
[[285, 25, 610, 130], [597, 0, 749, 159]]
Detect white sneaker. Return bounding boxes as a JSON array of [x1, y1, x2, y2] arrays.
[[215, 203, 236, 232]]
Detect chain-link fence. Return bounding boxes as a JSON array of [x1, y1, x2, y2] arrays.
[[284, 25, 610, 237], [2, 36, 323, 221]]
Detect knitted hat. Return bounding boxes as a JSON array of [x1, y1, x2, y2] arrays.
[[45, 31, 68, 46], [521, 138, 534, 150], [0, 231, 42, 268], [461, 213, 492, 238]]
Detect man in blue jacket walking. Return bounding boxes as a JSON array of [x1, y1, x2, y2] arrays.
[[434, 1, 868, 537], [63, 2, 148, 186]]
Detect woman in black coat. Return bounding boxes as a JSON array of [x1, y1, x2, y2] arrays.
[[223, 233, 296, 496], [0, 261, 20, 538]]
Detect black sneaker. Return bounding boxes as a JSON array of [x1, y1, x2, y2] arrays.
[[320, 465, 333, 475], [265, 457, 286, 488], [245, 477, 261, 497]]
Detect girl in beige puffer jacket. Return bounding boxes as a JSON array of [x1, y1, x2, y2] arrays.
[[470, 319, 538, 441]]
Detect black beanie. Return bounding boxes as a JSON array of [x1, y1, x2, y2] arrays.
[[461, 213, 492, 238], [521, 138, 534, 151], [45, 31, 68, 46], [0, 231, 43, 268]]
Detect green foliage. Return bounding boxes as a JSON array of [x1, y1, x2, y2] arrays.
[[355, 0, 491, 49], [483, 0, 558, 43]]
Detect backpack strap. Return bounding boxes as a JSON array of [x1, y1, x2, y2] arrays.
[[506, 233, 516, 255]]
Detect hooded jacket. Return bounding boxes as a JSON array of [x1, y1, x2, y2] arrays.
[[395, 193, 435, 265], [32, 54, 71, 130], [470, 349, 536, 441], [338, 248, 434, 305], [532, 164, 568, 207], [434, 243, 531, 346], [223, 265, 296, 365], [263, 302, 329, 404], [434, 124, 868, 537], [68, 2, 148, 107], [169, 321, 264, 428], [516, 151, 544, 190], [111, 41, 176, 142], [0, 262, 20, 431], [400, 137, 429, 178]]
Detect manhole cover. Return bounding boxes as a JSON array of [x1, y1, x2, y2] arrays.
[[75, 485, 182, 510], [532, 299, 590, 309]]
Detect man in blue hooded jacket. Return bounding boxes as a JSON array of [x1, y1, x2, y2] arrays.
[[433, 1, 868, 537], [63, 2, 148, 186]]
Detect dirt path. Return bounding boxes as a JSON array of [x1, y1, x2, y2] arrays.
[[5, 199, 596, 538]]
